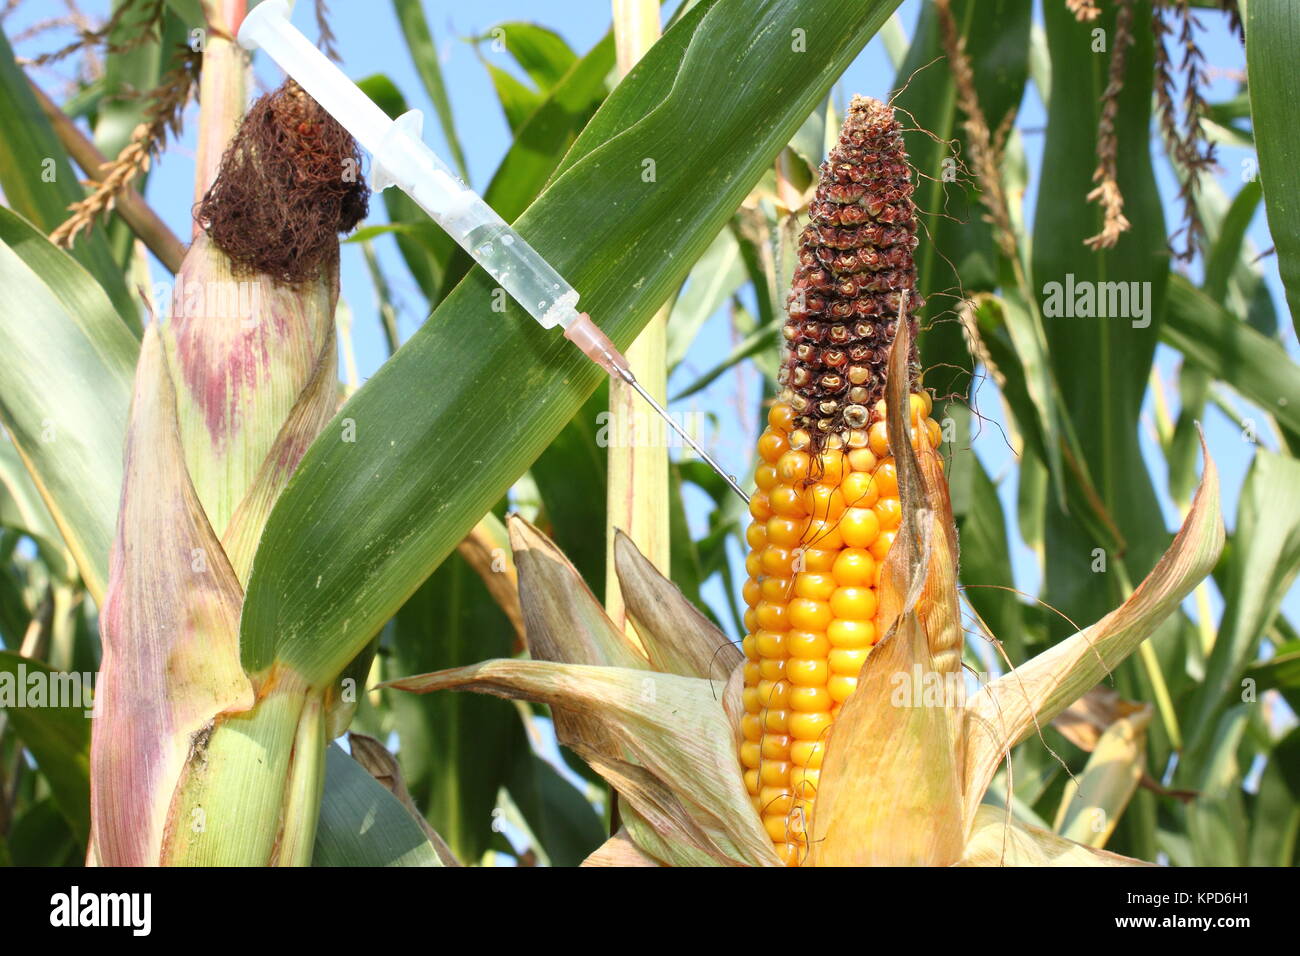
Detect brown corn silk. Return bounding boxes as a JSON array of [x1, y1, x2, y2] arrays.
[[740, 96, 947, 865]]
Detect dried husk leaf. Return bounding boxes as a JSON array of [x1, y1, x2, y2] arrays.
[[89, 325, 254, 866], [962, 433, 1223, 830], [1052, 686, 1150, 752], [614, 528, 743, 680], [811, 612, 966, 865], [385, 659, 780, 867], [456, 513, 525, 648], [1053, 705, 1152, 848], [957, 805, 1153, 867], [810, 315, 966, 866], [582, 827, 662, 867], [509, 515, 647, 671], [509, 515, 646, 754]]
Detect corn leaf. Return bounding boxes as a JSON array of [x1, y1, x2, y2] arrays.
[[0, 651, 90, 843], [238, 0, 905, 690], [312, 744, 443, 867], [510, 515, 646, 671], [958, 805, 1150, 867], [1246, 0, 1300, 336], [891, 0, 1033, 400], [1033, 0, 1170, 637], [382, 549, 522, 863], [391, 0, 469, 180], [346, 732, 461, 865], [1246, 728, 1300, 866], [1053, 706, 1151, 848], [504, 749, 605, 868], [963, 435, 1223, 819], [1183, 450, 1300, 760], [0, 208, 137, 604], [613, 528, 741, 680], [386, 659, 780, 867], [0, 29, 137, 327], [1162, 276, 1300, 443], [0, 440, 73, 582]]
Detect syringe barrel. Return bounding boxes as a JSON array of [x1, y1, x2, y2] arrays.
[[239, 0, 581, 329], [381, 126, 579, 328]]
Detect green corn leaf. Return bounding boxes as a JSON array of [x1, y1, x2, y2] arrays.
[[1033, 0, 1170, 641], [392, 0, 469, 180], [0, 651, 91, 843], [1246, 0, 1300, 336], [0, 28, 137, 328], [1183, 450, 1300, 760], [312, 744, 443, 866], [1162, 276, 1300, 445], [0, 207, 137, 604], [239, 0, 905, 688]]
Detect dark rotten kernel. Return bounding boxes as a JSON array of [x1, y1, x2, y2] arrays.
[[779, 96, 924, 452]]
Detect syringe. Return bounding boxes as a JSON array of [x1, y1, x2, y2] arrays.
[[238, 0, 749, 504]]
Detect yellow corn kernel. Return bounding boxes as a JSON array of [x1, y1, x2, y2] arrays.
[[739, 397, 931, 865], [786, 629, 830, 660], [760, 575, 795, 602], [761, 734, 792, 761], [838, 507, 881, 548], [793, 572, 837, 602]]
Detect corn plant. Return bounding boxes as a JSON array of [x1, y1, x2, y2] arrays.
[[0, 0, 1296, 870]]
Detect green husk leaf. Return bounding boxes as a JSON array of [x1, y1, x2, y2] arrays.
[[90, 325, 253, 866]]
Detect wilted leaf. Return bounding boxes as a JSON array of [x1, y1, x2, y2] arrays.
[[963, 434, 1223, 824], [347, 732, 460, 866], [385, 658, 780, 867], [582, 827, 661, 866], [957, 805, 1151, 867], [614, 529, 742, 680]]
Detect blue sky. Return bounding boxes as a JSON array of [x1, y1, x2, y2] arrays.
[[10, 0, 1296, 642]]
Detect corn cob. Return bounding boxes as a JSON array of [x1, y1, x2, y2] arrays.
[[740, 95, 940, 866]]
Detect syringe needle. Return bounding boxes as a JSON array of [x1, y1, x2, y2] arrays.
[[563, 312, 751, 504], [613, 365, 751, 505]]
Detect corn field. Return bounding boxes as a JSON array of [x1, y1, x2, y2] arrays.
[[0, 0, 1296, 880]]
